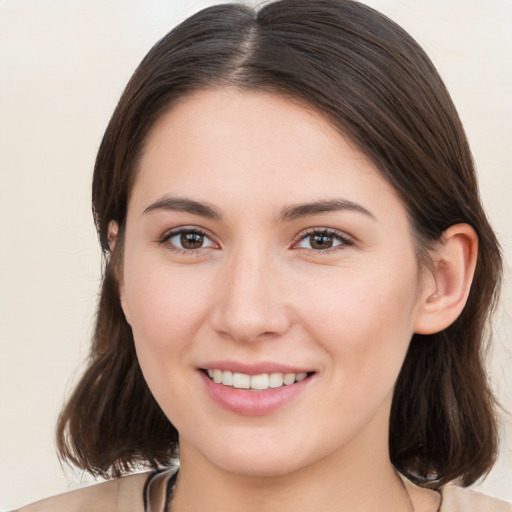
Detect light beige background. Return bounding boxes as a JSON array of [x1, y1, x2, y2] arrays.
[[1, 0, 510, 509]]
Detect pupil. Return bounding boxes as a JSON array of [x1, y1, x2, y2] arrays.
[[311, 233, 333, 249], [181, 232, 203, 249]]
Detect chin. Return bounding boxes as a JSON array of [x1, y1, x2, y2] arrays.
[[196, 438, 315, 478], [218, 455, 306, 478]]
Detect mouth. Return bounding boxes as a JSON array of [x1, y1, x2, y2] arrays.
[[201, 368, 315, 391], [199, 364, 316, 415]]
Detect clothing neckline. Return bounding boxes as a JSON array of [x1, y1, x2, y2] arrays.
[[144, 467, 178, 512], [145, 467, 444, 512]]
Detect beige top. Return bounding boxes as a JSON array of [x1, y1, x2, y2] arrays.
[[12, 467, 512, 512]]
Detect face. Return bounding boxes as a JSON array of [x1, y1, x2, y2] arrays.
[[119, 88, 428, 477]]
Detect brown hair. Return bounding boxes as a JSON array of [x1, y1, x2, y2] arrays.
[[56, 0, 502, 488]]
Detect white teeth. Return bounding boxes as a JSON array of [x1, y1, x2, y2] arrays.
[[206, 369, 309, 390], [213, 369, 223, 384], [269, 373, 284, 388], [221, 371, 233, 386], [232, 372, 251, 389], [283, 373, 296, 385], [250, 374, 269, 390]]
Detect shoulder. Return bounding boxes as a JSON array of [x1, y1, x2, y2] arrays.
[[440, 483, 512, 512], [400, 473, 511, 512], [12, 472, 151, 512]]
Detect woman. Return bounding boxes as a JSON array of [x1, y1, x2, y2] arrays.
[[14, 0, 511, 511]]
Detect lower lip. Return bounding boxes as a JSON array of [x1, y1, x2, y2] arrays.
[[200, 371, 314, 416]]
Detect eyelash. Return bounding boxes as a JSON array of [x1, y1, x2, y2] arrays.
[[158, 227, 353, 254], [293, 228, 354, 253], [158, 227, 216, 255]]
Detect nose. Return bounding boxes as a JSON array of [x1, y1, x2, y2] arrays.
[[210, 248, 292, 343]]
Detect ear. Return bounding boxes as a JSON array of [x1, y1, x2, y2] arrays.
[[414, 224, 478, 335], [107, 220, 119, 254], [107, 220, 132, 326], [107, 220, 119, 252]]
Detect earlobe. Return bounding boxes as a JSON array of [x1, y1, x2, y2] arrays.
[[414, 224, 478, 335], [107, 220, 119, 252]]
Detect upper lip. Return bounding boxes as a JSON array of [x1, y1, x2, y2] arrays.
[[199, 360, 314, 375]]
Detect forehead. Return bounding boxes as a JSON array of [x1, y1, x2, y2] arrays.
[[142, 87, 362, 164], [131, 87, 405, 222]]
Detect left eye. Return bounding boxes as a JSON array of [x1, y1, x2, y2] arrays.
[[166, 229, 215, 251], [295, 230, 348, 250]]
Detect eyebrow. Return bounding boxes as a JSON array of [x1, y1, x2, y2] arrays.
[[143, 196, 222, 219], [142, 196, 375, 222], [278, 199, 376, 222]]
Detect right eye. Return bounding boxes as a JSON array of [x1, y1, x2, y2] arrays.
[[162, 228, 216, 252]]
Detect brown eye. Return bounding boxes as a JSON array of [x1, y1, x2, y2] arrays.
[[166, 229, 215, 251], [180, 232, 204, 249], [295, 229, 351, 251], [309, 233, 334, 249]]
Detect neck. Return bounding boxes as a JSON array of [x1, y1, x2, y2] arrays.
[[171, 424, 414, 512]]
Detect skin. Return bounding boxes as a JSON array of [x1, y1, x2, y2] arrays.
[[115, 88, 476, 511]]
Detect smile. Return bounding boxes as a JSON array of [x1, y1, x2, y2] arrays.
[[205, 369, 309, 390], [200, 365, 316, 415]]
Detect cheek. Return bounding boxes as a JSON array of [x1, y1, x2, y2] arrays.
[[296, 259, 420, 378], [122, 256, 212, 357], [123, 265, 212, 416]]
